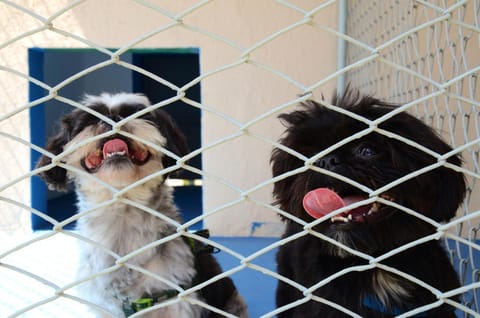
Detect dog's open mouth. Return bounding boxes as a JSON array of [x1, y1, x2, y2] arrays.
[[303, 188, 393, 223], [82, 138, 150, 171]]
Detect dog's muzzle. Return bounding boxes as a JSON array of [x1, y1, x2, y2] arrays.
[[303, 188, 394, 224], [82, 138, 151, 172]]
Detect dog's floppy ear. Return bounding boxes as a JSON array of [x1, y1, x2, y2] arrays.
[[412, 136, 467, 222], [393, 147, 466, 223], [36, 112, 76, 192], [151, 109, 189, 171], [384, 112, 467, 222], [271, 146, 302, 213], [271, 111, 309, 216], [430, 155, 466, 222]]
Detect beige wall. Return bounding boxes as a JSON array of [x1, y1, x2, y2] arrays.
[[344, 0, 480, 233], [0, 0, 86, 235], [1, 1, 477, 238], [0, 1, 338, 236]]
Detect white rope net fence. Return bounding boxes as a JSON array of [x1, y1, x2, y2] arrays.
[[0, 0, 478, 317], [345, 1, 480, 315]]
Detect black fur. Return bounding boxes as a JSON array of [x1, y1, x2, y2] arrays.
[[194, 247, 243, 318], [271, 90, 466, 317]]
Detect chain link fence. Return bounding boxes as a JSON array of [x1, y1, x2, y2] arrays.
[[0, 0, 479, 317]]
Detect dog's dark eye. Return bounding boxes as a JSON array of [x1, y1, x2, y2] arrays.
[[356, 146, 375, 158]]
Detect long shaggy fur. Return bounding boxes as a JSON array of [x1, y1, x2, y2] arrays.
[[271, 90, 466, 317], [37, 93, 248, 318]]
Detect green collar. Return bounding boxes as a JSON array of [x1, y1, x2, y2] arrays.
[[122, 289, 181, 316], [122, 229, 216, 316], [183, 229, 219, 255]]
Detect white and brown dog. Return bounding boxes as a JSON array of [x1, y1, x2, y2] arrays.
[[37, 93, 248, 318]]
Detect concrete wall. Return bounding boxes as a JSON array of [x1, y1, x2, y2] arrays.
[[1, 1, 477, 238]]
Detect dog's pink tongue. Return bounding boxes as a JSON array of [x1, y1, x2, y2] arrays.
[[303, 188, 345, 219], [103, 139, 129, 158]]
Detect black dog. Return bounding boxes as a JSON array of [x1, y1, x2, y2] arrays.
[[271, 90, 466, 317]]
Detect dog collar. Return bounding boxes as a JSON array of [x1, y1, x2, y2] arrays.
[[122, 229, 217, 317], [363, 295, 428, 317], [183, 229, 220, 255], [122, 289, 181, 316]]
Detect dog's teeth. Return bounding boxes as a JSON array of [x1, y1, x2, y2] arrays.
[[106, 151, 126, 158], [331, 216, 349, 223]]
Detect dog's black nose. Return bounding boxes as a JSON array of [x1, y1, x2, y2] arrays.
[[110, 114, 122, 122], [314, 154, 341, 170]]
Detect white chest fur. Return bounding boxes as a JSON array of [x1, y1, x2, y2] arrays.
[[74, 198, 200, 317]]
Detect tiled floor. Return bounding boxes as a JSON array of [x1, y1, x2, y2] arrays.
[[0, 233, 277, 317], [2, 233, 479, 317]]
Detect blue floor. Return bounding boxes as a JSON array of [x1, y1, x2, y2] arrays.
[[212, 237, 480, 317], [213, 237, 278, 317]]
